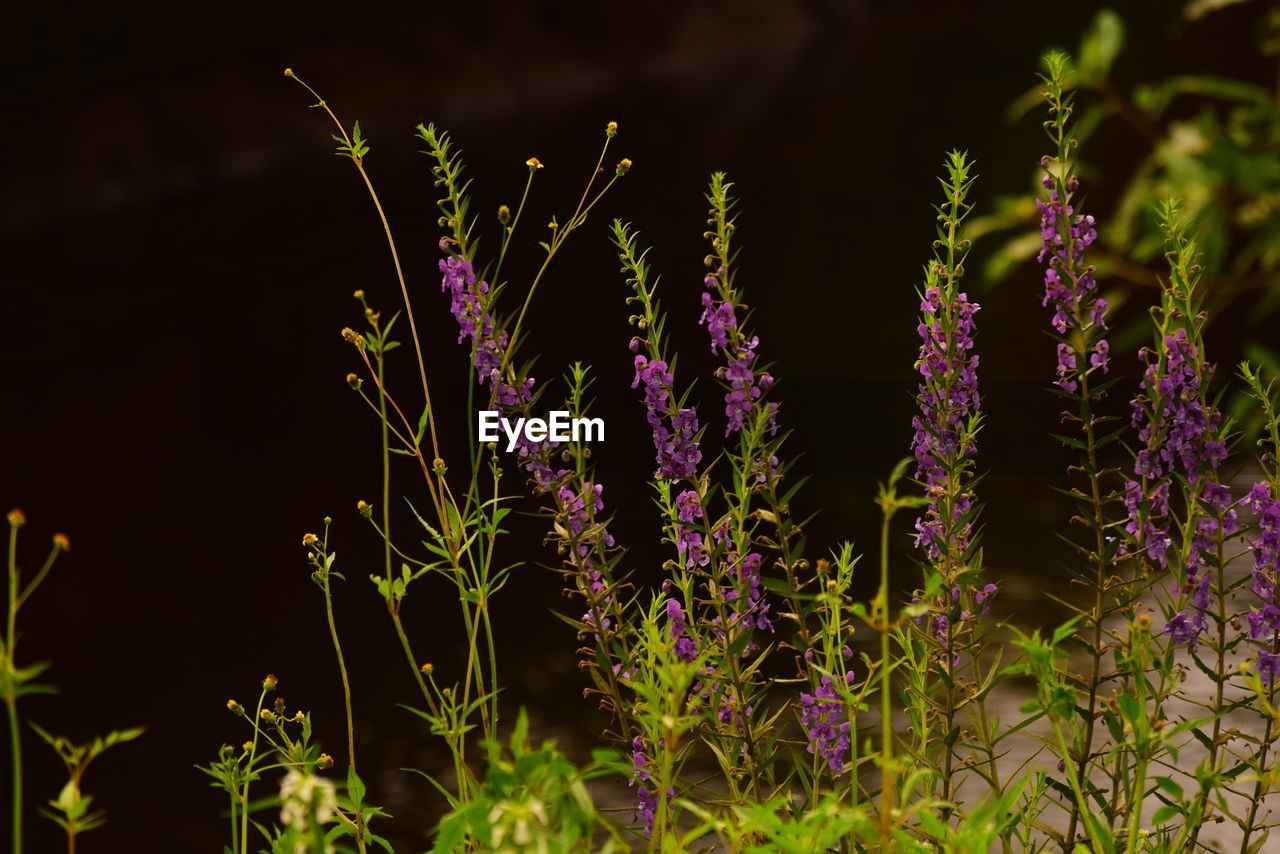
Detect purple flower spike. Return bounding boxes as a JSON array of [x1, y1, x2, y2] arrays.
[[1036, 175, 1109, 393], [799, 676, 851, 774], [911, 285, 981, 562]]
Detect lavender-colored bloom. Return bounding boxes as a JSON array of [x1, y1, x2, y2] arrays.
[[911, 285, 981, 562], [1036, 173, 1109, 393], [665, 598, 698, 662], [1123, 324, 1235, 644], [440, 252, 557, 488], [699, 268, 777, 437], [675, 490, 708, 568], [632, 355, 702, 480], [1245, 484, 1280, 671], [799, 676, 851, 774], [1258, 650, 1280, 684]]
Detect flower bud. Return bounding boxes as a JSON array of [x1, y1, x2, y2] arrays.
[[497, 204, 511, 224], [352, 289, 364, 299], [606, 121, 618, 137], [227, 700, 244, 715], [318, 753, 334, 769], [7, 509, 25, 528], [283, 68, 294, 78], [241, 741, 253, 752], [53, 533, 70, 551], [421, 662, 434, 674], [432, 458, 447, 474], [616, 158, 632, 176], [346, 373, 362, 390], [302, 533, 319, 546], [356, 500, 372, 517], [526, 157, 543, 169], [294, 711, 306, 722], [263, 673, 278, 690]]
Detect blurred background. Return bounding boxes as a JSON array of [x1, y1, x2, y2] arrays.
[[3, 0, 1277, 849]]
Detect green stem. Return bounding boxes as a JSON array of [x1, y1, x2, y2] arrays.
[[239, 687, 268, 854], [7, 523, 22, 854], [878, 505, 895, 846], [320, 573, 366, 854]]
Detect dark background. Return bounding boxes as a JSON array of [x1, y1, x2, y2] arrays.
[[1, 1, 1271, 850]]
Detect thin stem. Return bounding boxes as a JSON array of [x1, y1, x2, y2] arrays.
[[319, 568, 366, 854], [7, 523, 22, 854], [240, 686, 268, 854], [878, 505, 895, 844]]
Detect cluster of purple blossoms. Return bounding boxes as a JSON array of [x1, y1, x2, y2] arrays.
[[665, 598, 698, 663], [699, 268, 777, 436], [556, 477, 617, 638], [1245, 483, 1280, 680], [1122, 327, 1235, 645], [911, 285, 981, 562], [709, 524, 774, 643], [799, 675, 853, 774], [675, 490, 708, 569], [632, 353, 702, 480], [440, 250, 554, 488], [629, 737, 675, 837], [1036, 173, 1110, 392]]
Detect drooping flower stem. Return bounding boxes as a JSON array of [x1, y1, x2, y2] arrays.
[[285, 72, 448, 532]]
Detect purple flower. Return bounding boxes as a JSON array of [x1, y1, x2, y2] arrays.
[[665, 598, 698, 662], [440, 253, 555, 487], [911, 285, 981, 562], [699, 268, 777, 437], [1245, 484, 1280, 663], [1123, 323, 1234, 644], [799, 676, 851, 774], [674, 490, 708, 568], [1037, 172, 1109, 393], [632, 355, 703, 480]]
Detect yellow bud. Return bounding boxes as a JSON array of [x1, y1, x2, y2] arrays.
[[52, 533, 70, 551], [526, 157, 543, 169], [7, 509, 26, 528]]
